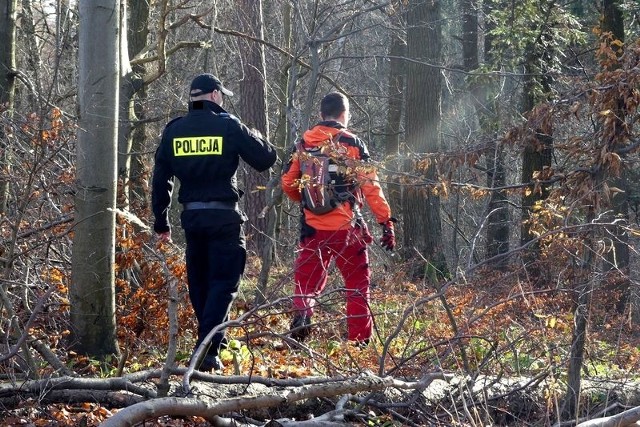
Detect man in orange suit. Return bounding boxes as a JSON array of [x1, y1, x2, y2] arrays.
[[281, 91, 396, 345]]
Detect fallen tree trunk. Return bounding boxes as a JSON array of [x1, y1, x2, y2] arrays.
[[101, 374, 393, 426], [99, 372, 444, 427], [575, 405, 640, 427]]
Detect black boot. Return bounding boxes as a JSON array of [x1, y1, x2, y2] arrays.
[[199, 354, 224, 372], [352, 338, 370, 349], [290, 314, 312, 342], [189, 347, 224, 372]]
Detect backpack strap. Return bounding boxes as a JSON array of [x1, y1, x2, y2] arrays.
[[330, 130, 345, 145]]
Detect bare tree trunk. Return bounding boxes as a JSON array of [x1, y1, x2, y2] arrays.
[[18, 0, 42, 104], [384, 30, 405, 220], [519, 1, 556, 280], [520, 96, 553, 250], [480, 0, 510, 264], [71, 0, 120, 358], [563, 193, 599, 420], [117, 0, 148, 211], [402, 0, 447, 279], [0, 0, 17, 214], [127, 0, 150, 210], [564, 2, 625, 416], [2, 0, 25, 373], [255, 0, 293, 305], [461, 0, 477, 72], [237, 0, 271, 253], [601, 0, 629, 311]]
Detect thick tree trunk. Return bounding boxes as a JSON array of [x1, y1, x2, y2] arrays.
[[485, 143, 509, 261], [520, 84, 553, 250], [384, 31, 405, 220], [237, 0, 271, 253], [71, 0, 120, 358], [403, 0, 447, 279], [519, 1, 556, 273]]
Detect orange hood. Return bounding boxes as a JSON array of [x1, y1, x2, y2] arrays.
[[302, 124, 351, 148]]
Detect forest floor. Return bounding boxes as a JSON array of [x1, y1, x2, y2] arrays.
[[2, 255, 640, 426]]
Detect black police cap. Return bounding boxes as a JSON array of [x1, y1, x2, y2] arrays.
[[190, 73, 234, 97]]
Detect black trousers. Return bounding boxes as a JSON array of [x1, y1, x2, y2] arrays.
[[183, 221, 246, 356]]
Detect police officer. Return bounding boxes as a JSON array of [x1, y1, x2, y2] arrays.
[[152, 73, 277, 372]]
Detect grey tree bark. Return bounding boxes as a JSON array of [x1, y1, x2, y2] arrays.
[[384, 30, 405, 221], [117, 0, 142, 211], [255, 0, 292, 305], [0, 0, 25, 374], [0, 0, 17, 214], [237, 0, 271, 253], [126, 0, 150, 209], [70, 0, 120, 358], [402, 0, 447, 279]]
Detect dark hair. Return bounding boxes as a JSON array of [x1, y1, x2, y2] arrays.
[[320, 92, 348, 120]]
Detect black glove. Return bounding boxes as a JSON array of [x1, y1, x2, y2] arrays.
[[379, 218, 396, 251]]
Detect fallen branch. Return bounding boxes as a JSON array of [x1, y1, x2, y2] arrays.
[[0, 376, 156, 401], [100, 373, 430, 427], [575, 405, 640, 427]]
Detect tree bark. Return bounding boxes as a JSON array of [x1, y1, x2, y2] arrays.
[[127, 0, 150, 210], [402, 0, 447, 278], [255, 0, 293, 305], [237, 0, 271, 253], [101, 374, 399, 427], [563, 193, 598, 420], [384, 30, 405, 220], [461, 0, 478, 72], [117, 0, 148, 210], [519, 1, 555, 276], [0, 0, 17, 214], [601, 0, 629, 311], [564, 1, 625, 416], [481, 0, 509, 264], [71, 0, 120, 358]]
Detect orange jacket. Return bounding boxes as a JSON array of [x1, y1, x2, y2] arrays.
[[281, 122, 392, 231]]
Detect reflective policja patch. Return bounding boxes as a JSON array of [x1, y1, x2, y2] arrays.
[[173, 136, 223, 156]]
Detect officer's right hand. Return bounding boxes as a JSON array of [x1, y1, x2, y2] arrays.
[[157, 231, 172, 243]]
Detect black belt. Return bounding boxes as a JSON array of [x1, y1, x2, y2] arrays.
[[183, 201, 238, 210]]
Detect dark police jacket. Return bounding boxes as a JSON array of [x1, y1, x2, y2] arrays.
[[152, 100, 277, 233]]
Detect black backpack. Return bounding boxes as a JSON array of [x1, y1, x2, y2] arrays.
[[295, 133, 356, 215]]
